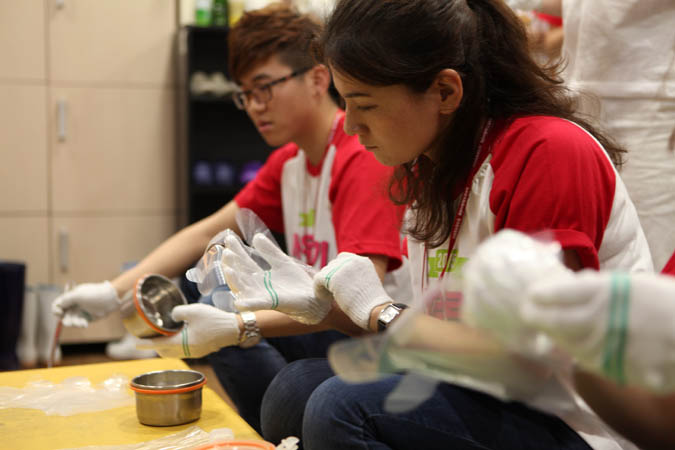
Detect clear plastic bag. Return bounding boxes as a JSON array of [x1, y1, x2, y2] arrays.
[[186, 230, 233, 297], [328, 271, 577, 415], [186, 209, 277, 299], [460, 230, 568, 358], [234, 208, 278, 247], [186, 209, 314, 312], [0, 375, 132, 416]]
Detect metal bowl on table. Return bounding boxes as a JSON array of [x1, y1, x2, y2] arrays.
[[120, 274, 186, 338], [130, 369, 206, 426]]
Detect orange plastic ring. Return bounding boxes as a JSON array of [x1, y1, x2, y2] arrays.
[[130, 377, 206, 395], [133, 274, 176, 336]]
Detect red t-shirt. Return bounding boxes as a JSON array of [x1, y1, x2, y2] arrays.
[[235, 114, 405, 269], [488, 116, 619, 269], [662, 251, 675, 276], [408, 115, 652, 296]]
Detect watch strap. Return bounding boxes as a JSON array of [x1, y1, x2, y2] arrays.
[[238, 311, 261, 348]]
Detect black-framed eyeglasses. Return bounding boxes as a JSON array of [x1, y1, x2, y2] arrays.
[[232, 66, 313, 110]]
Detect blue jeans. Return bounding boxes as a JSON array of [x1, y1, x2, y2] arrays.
[[262, 359, 593, 450], [198, 285, 347, 434]]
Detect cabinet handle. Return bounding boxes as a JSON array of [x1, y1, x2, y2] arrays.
[[57, 99, 67, 141], [55, 0, 65, 9], [59, 228, 69, 273]]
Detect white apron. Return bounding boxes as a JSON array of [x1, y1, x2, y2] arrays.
[[281, 144, 412, 301]]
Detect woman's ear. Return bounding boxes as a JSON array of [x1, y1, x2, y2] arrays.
[[309, 64, 332, 97], [433, 69, 463, 115]]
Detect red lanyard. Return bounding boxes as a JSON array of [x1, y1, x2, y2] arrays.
[[421, 119, 493, 291]]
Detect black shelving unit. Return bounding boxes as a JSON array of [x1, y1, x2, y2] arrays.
[[183, 26, 273, 223]]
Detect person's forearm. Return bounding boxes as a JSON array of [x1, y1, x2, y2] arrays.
[[574, 370, 675, 449], [111, 201, 240, 296], [367, 309, 504, 352], [255, 306, 367, 337], [111, 226, 211, 296]]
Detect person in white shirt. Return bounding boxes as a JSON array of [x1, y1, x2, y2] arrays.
[[508, 0, 675, 271]]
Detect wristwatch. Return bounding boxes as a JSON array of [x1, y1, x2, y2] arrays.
[[238, 311, 262, 348], [377, 303, 409, 331]]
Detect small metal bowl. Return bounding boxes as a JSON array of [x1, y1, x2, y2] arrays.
[[130, 369, 206, 426], [120, 274, 187, 338]]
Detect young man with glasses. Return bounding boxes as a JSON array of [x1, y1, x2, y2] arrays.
[[51, 3, 409, 434]]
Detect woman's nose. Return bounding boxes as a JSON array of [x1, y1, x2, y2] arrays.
[[343, 112, 362, 136]]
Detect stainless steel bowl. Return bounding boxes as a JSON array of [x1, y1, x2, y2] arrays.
[[130, 369, 206, 426], [120, 274, 187, 338]]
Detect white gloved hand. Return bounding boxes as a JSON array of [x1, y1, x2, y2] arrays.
[[51, 281, 120, 327], [523, 271, 675, 393], [223, 233, 331, 325], [504, 0, 542, 11], [461, 230, 574, 356], [136, 304, 240, 358], [314, 252, 392, 330]]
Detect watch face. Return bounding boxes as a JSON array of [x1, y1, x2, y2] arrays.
[[379, 306, 399, 323], [378, 304, 403, 331]]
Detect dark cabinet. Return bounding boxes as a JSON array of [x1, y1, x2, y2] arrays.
[[182, 26, 272, 224]]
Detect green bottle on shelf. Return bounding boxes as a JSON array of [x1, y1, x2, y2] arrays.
[[212, 0, 229, 26], [195, 0, 212, 27]]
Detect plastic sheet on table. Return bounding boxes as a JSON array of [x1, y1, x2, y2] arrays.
[[58, 426, 234, 450], [0, 374, 133, 416]]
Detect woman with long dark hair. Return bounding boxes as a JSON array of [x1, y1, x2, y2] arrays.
[[253, 1, 656, 448]]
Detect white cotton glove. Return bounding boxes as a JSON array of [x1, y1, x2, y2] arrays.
[[136, 304, 240, 359], [461, 230, 574, 357], [51, 281, 120, 327], [504, 0, 542, 11], [222, 233, 331, 325], [314, 252, 393, 330], [523, 271, 675, 393]]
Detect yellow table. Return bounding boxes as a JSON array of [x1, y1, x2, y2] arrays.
[[0, 358, 261, 449]]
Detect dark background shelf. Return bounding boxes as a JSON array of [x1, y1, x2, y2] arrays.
[[190, 94, 234, 103], [184, 26, 273, 224]]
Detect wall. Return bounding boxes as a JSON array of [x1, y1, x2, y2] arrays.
[[0, 1, 178, 293]]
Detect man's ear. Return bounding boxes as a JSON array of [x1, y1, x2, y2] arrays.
[[433, 69, 463, 115], [309, 64, 332, 96]]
